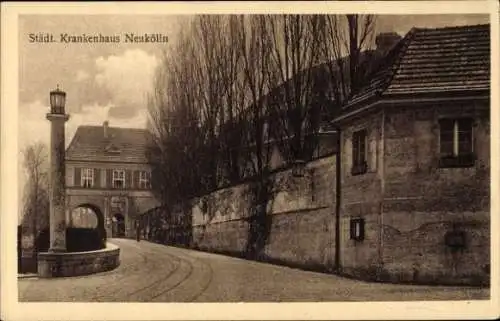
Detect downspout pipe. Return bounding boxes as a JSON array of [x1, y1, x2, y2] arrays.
[[378, 107, 386, 277], [334, 127, 342, 274]]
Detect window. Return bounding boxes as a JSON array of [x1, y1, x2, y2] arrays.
[[439, 118, 474, 168], [444, 230, 466, 250], [105, 144, 121, 154], [113, 169, 126, 189], [81, 168, 94, 188], [139, 171, 151, 189], [350, 218, 365, 241], [352, 129, 368, 175]]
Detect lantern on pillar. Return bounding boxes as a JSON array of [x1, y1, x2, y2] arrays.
[[45, 85, 69, 254], [49, 85, 66, 114]]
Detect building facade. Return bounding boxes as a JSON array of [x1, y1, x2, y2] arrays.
[[65, 121, 159, 239], [333, 24, 490, 283]]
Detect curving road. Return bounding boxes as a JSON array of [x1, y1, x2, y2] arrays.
[[18, 239, 489, 302]]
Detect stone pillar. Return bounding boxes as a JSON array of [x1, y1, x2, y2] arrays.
[[104, 195, 112, 238], [124, 197, 130, 237], [46, 113, 69, 252]]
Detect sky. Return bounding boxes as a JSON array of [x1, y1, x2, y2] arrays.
[[17, 13, 490, 220], [19, 15, 187, 151], [18, 14, 489, 151]]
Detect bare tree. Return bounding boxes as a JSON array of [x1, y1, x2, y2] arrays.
[[232, 15, 288, 257], [20, 142, 49, 252], [216, 15, 248, 184], [147, 24, 206, 207], [317, 15, 377, 111], [146, 14, 378, 252], [189, 15, 227, 190], [266, 15, 324, 163], [235, 15, 275, 179], [148, 15, 251, 204]]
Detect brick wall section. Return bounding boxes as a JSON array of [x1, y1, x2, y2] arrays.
[[382, 211, 489, 284], [193, 220, 249, 254], [190, 155, 337, 271], [192, 206, 336, 271], [338, 102, 490, 285], [383, 103, 490, 211], [339, 110, 384, 277], [379, 102, 490, 284], [263, 207, 335, 269]]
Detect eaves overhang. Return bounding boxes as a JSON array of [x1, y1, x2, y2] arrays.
[[331, 89, 490, 126]]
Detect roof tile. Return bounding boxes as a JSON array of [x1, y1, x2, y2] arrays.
[[345, 23, 490, 110], [66, 125, 152, 163]]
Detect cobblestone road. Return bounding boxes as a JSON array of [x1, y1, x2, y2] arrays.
[[18, 239, 489, 302]]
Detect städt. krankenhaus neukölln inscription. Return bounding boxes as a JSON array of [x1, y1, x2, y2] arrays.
[[28, 32, 169, 43]]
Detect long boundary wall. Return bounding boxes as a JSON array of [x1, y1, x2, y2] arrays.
[[151, 141, 489, 286], [189, 156, 338, 271]]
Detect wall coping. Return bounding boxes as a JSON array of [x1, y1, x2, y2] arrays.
[[37, 242, 120, 278], [38, 242, 118, 257]]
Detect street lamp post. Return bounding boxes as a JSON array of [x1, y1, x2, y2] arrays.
[[46, 85, 69, 252]]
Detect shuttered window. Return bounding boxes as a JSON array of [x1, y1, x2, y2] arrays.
[[106, 169, 113, 188], [125, 170, 131, 189], [133, 170, 140, 189], [94, 168, 101, 188]]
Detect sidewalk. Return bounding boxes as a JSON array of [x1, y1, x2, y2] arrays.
[[18, 273, 38, 279]]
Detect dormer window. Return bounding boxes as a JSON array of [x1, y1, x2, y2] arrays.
[[105, 143, 121, 154], [113, 169, 126, 189]]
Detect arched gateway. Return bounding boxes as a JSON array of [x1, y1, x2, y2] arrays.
[[68, 204, 106, 251], [65, 122, 160, 240], [70, 204, 105, 234]]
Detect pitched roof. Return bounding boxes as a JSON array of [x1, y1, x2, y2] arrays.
[[66, 125, 152, 163], [345, 23, 490, 110]]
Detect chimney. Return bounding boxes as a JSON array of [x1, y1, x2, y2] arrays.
[[376, 32, 402, 55], [103, 120, 109, 138]]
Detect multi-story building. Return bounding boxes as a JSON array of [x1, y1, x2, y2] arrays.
[[332, 23, 490, 283], [65, 121, 159, 239]]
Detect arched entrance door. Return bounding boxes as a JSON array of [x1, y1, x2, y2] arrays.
[[112, 214, 125, 238]]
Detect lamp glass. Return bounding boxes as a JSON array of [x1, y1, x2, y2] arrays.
[[50, 89, 66, 113]]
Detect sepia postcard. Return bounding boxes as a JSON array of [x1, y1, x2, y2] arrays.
[[1, 1, 499, 320]]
